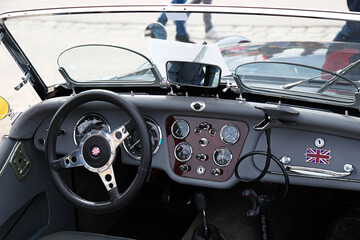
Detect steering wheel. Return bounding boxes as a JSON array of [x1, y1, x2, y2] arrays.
[[45, 90, 151, 213]]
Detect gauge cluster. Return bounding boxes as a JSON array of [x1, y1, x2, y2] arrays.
[[123, 117, 162, 160], [166, 116, 248, 182]]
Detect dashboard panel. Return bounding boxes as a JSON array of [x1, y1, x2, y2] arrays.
[[166, 116, 248, 182], [19, 94, 360, 191]]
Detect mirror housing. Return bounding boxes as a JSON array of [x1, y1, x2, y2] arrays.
[[0, 96, 10, 120], [166, 61, 221, 88]]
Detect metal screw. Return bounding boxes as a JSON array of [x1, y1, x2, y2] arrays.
[[280, 156, 291, 164], [344, 164, 354, 172]]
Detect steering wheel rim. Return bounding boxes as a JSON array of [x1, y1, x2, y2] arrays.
[[45, 90, 152, 213]]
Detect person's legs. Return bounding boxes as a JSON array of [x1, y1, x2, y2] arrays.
[[202, 0, 213, 32], [157, 0, 186, 26]]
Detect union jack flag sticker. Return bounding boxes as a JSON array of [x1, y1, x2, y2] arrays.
[[91, 146, 101, 157], [305, 148, 331, 165]]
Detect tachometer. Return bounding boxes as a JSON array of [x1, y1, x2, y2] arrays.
[[74, 114, 110, 145], [123, 117, 162, 160]]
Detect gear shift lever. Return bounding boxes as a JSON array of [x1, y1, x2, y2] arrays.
[[191, 192, 223, 240], [194, 192, 209, 238]]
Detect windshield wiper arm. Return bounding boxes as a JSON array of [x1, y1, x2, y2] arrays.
[[317, 60, 360, 94], [280, 74, 331, 90]]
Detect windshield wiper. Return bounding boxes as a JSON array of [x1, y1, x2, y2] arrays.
[[280, 74, 332, 90], [317, 60, 360, 94]]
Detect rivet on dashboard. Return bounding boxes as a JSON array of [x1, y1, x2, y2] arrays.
[[345, 110, 349, 117], [130, 91, 134, 96]]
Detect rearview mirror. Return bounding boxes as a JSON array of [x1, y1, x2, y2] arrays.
[[166, 61, 221, 88], [0, 96, 10, 120]]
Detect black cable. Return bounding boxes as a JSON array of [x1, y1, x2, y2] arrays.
[[236, 151, 289, 201], [235, 129, 272, 183], [234, 128, 289, 200]]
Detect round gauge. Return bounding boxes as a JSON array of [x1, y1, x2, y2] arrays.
[[123, 117, 162, 160], [74, 114, 110, 145], [213, 147, 232, 167], [174, 142, 192, 162], [220, 124, 240, 145], [171, 120, 190, 139]]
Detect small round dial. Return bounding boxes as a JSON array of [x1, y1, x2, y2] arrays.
[[213, 147, 232, 167], [171, 120, 190, 139], [220, 124, 240, 145], [174, 142, 192, 162], [74, 114, 110, 145], [123, 117, 162, 160]]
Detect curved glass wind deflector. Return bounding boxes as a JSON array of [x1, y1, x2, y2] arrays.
[[235, 61, 359, 103], [166, 61, 221, 88], [57, 44, 157, 87]]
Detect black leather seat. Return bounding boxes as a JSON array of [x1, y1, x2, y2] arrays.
[[39, 231, 133, 240]]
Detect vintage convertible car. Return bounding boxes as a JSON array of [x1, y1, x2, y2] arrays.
[[2, 3, 360, 240]]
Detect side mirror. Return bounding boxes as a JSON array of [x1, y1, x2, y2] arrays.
[[0, 97, 10, 120], [166, 61, 221, 88]]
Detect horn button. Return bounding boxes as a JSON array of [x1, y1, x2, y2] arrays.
[[83, 135, 111, 168]]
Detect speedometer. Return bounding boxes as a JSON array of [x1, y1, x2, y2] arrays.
[[74, 114, 110, 145], [123, 117, 162, 160]]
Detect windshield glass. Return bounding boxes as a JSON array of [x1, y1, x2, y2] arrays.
[[4, 8, 360, 104]]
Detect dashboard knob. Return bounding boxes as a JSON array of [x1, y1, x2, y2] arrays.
[[196, 153, 208, 161], [199, 138, 208, 147], [211, 168, 221, 176], [194, 103, 201, 110], [179, 164, 189, 172], [199, 122, 210, 130]]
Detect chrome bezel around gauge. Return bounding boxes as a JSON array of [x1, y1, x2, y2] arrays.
[[123, 116, 162, 160], [73, 113, 111, 146], [220, 124, 240, 145], [171, 119, 190, 139], [213, 147, 233, 167], [174, 142, 193, 162]]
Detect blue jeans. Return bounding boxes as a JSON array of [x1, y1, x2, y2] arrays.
[[157, 0, 187, 36]]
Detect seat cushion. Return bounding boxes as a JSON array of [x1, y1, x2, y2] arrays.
[[39, 231, 133, 240]]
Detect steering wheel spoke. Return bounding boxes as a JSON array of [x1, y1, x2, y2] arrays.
[[109, 125, 128, 147], [53, 149, 83, 170], [98, 165, 120, 201]]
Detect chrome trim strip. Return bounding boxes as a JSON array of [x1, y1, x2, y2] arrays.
[[285, 165, 353, 178], [1, 5, 360, 22]]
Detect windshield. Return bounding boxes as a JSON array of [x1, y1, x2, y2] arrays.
[[4, 8, 360, 105]]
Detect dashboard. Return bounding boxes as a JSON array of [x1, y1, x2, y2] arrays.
[[10, 94, 360, 191]]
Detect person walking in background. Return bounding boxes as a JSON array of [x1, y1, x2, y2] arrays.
[[334, 0, 360, 42], [190, 0, 222, 40], [157, 0, 193, 43]]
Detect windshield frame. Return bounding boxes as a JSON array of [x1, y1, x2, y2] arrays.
[[2, 5, 360, 100]]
